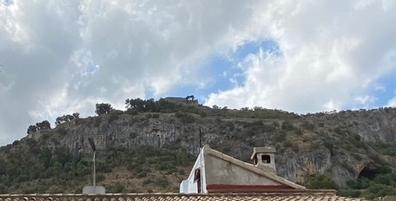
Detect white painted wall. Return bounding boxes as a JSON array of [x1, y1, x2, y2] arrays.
[[205, 154, 281, 186], [179, 147, 207, 193]]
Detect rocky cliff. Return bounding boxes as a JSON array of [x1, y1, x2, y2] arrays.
[[1, 103, 396, 195], [27, 106, 396, 184]]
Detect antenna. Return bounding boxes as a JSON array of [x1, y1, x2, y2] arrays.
[[82, 138, 105, 194], [88, 138, 96, 187], [88, 138, 96, 151], [199, 128, 202, 148]]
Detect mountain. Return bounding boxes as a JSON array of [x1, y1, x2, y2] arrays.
[[0, 99, 395, 198]]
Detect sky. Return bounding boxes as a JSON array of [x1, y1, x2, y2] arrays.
[[1, 0, 396, 145]]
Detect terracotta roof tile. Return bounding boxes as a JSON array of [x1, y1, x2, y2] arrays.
[[0, 193, 367, 201]]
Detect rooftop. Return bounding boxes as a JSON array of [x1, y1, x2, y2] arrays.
[[0, 192, 367, 201], [250, 147, 276, 159]]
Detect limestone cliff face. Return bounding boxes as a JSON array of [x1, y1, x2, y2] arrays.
[[26, 108, 396, 186], [303, 108, 396, 142]]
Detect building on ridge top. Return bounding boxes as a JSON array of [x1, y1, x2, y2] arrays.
[[162, 95, 198, 105]]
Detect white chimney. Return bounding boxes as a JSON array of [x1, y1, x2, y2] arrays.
[[250, 146, 277, 174]]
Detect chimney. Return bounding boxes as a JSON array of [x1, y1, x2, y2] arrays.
[[250, 146, 277, 174]]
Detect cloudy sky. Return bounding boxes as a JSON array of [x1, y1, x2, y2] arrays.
[[1, 0, 396, 145]]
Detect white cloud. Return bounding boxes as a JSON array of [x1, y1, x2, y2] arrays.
[[0, 0, 257, 145], [387, 97, 396, 107], [207, 0, 396, 113], [1, 0, 396, 145]]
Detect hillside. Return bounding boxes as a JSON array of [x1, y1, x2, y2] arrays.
[[0, 99, 396, 198]]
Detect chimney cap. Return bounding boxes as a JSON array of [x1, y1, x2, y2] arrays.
[[250, 146, 276, 160]]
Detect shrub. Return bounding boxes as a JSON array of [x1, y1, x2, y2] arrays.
[[262, 123, 276, 132], [338, 189, 361, 197], [306, 175, 338, 189], [302, 121, 315, 130], [143, 179, 155, 186], [199, 112, 207, 118], [96, 174, 105, 182], [57, 127, 68, 136], [274, 131, 287, 142], [175, 150, 191, 165], [95, 103, 112, 115], [281, 121, 295, 131], [93, 118, 101, 127], [365, 184, 394, 199], [0, 183, 6, 193], [334, 126, 347, 135], [108, 112, 120, 123], [346, 178, 370, 189], [175, 112, 195, 124], [137, 171, 147, 178], [129, 132, 138, 139], [374, 174, 393, 185], [156, 177, 169, 188], [371, 142, 396, 156], [107, 182, 126, 193]]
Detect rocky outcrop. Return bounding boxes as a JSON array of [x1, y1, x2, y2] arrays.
[[24, 107, 396, 187], [303, 108, 396, 142]]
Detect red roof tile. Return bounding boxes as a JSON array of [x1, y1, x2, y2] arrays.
[[0, 192, 367, 201]]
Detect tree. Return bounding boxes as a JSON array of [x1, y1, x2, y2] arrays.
[[125, 98, 144, 111], [27, 125, 37, 134], [186, 95, 195, 102], [125, 98, 159, 112], [65, 114, 74, 121], [212, 105, 220, 109], [36, 120, 51, 130], [27, 120, 50, 134], [55, 116, 65, 126], [55, 113, 80, 126], [72, 113, 80, 119], [95, 103, 112, 115]]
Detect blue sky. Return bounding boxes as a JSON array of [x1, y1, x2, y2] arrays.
[[1, 0, 396, 145], [367, 72, 396, 107], [167, 40, 279, 104]]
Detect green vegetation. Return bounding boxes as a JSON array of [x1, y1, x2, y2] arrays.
[[2, 97, 396, 198], [281, 120, 296, 131], [123, 98, 298, 120], [107, 182, 127, 193], [339, 167, 396, 199], [175, 112, 196, 123], [55, 113, 80, 126], [370, 142, 396, 156], [306, 175, 338, 189], [27, 120, 51, 134], [0, 138, 194, 194], [306, 172, 396, 199], [95, 103, 113, 115]]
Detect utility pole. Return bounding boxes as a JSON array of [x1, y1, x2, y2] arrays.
[[199, 128, 202, 148], [82, 138, 105, 194], [88, 138, 96, 187]]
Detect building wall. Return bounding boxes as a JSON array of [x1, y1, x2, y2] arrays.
[[179, 148, 207, 193], [204, 154, 281, 186], [163, 97, 199, 105]]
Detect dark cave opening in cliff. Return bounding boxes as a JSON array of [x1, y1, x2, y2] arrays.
[[358, 166, 380, 179]]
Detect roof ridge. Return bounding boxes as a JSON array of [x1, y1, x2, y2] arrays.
[[203, 146, 307, 190], [0, 192, 347, 196], [0, 193, 368, 201]]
